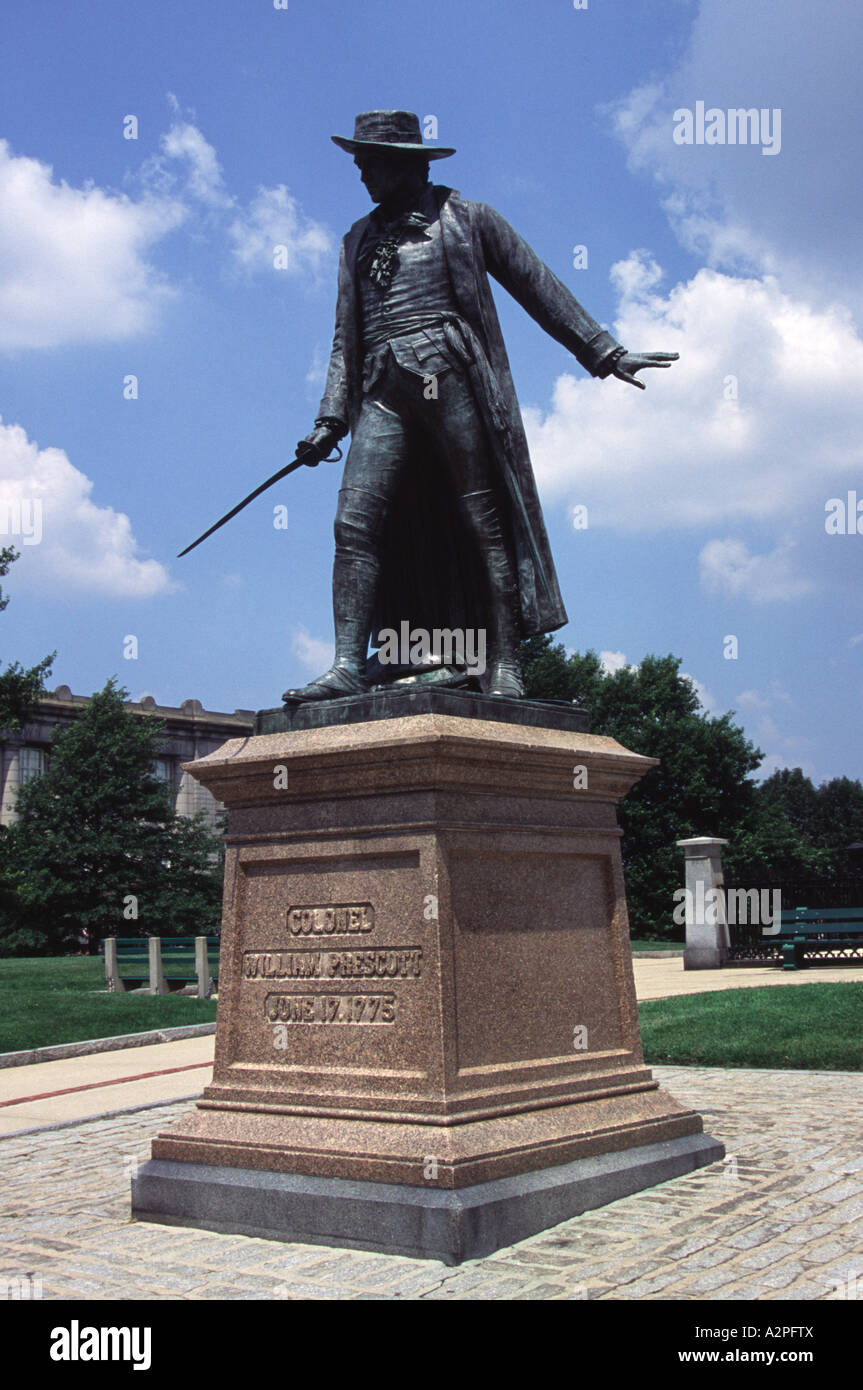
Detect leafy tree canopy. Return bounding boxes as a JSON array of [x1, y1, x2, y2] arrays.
[[0, 546, 54, 729], [0, 678, 223, 954], [521, 637, 863, 935], [520, 636, 768, 936]]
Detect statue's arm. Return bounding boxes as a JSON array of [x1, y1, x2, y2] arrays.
[[478, 202, 623, 377], [479, 202, 678, 388], [304, 242, 351, 457]]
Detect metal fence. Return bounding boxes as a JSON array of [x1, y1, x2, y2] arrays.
[[724, 873, 863, 961]]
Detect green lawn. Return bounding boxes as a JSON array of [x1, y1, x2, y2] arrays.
[[0, 956, 217, 1054], [2, 958, 861, 1071], [639, 982, 863, 1071]]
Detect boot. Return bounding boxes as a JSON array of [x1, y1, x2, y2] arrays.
[[460, 490, 525, 699], [282, 551, 376, 702], [486, 597, 525, 697]]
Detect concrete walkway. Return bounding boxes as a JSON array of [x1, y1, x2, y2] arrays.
[[634, 956, 863, 1001], [0, 1037, 214, 1135]]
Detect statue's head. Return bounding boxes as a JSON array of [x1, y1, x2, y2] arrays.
[[331, 110, 454, 206], [353, 150, 430, 206]]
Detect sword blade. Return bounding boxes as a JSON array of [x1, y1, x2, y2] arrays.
[[177, 450, 312, 558]]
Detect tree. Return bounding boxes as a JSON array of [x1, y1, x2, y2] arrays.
[[808, 776, 863, 856], [732, 768, 863, 896], [0, 546, 54, 729], [142, 810, 228, 939], [0, 678, 224, 954], [756, 768, 820, 841], [519, 636, 764, 938]]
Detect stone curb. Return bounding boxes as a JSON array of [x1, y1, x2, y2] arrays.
[[0, 1022, 216, 1070], [631, 950, 684, 958]]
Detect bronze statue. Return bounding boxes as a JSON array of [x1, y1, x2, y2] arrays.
[[280, 111, 677, 702]]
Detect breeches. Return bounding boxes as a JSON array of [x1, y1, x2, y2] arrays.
[[334, 353, 504, 562]]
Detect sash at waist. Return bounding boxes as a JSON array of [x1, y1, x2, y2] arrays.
[[362, 315, 509, 435], [362, 314, 459, 351]]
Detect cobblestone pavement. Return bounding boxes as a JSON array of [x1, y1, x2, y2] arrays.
[[1, 1066, 861, 1301]]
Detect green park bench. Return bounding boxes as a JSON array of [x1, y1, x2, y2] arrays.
[[104, 938, 150, 990], [103, 935, 220, 996], [777, 906, 863, 970]]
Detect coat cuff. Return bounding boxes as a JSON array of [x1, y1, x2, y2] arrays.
[[583, 331, 626, 379], [315, 416, 348, 438]]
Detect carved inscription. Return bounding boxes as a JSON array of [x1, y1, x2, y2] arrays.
[[265, 992, 396, 1024], [244, 948, 422, 980], [287, 904, 373, 936], [247, 906, 419, 1034]]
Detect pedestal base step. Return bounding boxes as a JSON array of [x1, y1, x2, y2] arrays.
[[132, 1132, 724, 1265]]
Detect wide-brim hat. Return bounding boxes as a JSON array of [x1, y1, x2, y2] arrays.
[[332, 110, 455, 160]]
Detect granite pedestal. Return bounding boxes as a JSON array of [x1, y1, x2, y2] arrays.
[[132, 691, 724, 1262]]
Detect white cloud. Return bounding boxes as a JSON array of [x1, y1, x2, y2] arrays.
[[0, 139, 183, 351], [736, 684, 792, 710], [147, 103, 334, 278], [291, 626, 333, 672], [524, 252, 863, 542], [723, 682, 817, 780], [698, 537, 815, 603], [0, 104, 335, 353], [599, 650, 628, 675], [683, 673, 719, 715], [159, 120, 230, 208], [575, 3, 863, 618], [141, 106, 333, 278], [750, 717, 818, 779], [604, 0, 863, 306], [229, 186, 334, 278], [0, 418, 172, 597]]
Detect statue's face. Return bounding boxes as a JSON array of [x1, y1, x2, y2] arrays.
[[354, 152, 424, 205]]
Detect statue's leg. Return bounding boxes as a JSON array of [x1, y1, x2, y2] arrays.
[[424, 370, 524, 697], [457, 488, 524, 697], [282, 387, 408, 702]]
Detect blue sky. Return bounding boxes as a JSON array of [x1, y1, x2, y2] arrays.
[[1, 0, 861, 784]]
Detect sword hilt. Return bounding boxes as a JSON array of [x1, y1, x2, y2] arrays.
[[297, 440, 344, 468]]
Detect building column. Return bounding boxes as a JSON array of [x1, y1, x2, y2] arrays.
[[0, 740, 22, 826]]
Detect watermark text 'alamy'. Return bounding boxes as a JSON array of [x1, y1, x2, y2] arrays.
[[673, 102, 781, 156]]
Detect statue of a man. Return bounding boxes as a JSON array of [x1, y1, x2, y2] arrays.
[[284, 111, 676, 702]]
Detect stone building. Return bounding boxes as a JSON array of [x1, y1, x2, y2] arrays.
[[0, 686, 255, 828]]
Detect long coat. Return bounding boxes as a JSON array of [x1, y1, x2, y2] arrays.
[[317, 186, 622, 640]]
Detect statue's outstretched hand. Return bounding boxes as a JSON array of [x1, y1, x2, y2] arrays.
[[612, 351, 679, 390]]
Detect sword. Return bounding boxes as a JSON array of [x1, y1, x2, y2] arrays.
[[177, 440, 343, 558]]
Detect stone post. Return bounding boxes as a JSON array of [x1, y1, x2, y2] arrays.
[[104, 937, 123, 993], [195, 936, 212, 997], [148, 935, 168, 995], [678, 837, 730, 970]]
